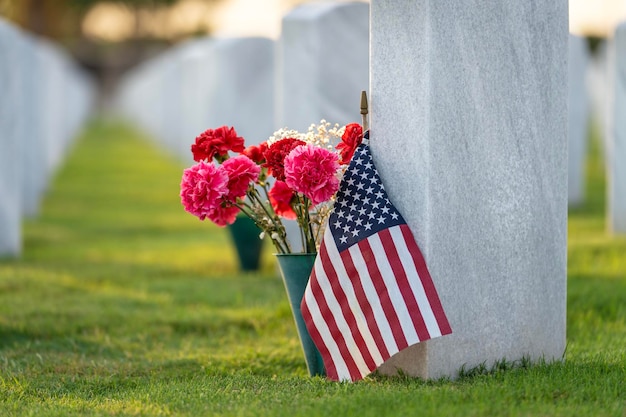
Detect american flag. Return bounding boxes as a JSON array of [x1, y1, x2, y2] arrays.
[[301, 133, 452, 381]]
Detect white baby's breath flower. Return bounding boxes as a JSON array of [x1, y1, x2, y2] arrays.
[[259, 232, 266, 240], [267, 127, 305, 145]]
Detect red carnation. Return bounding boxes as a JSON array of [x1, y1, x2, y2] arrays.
[[262, 138, 306, 181], [191, 126, 245, 162], [269, 181, 297, 219], [242, 142, 268, 164], [337, 123, 363, 165]]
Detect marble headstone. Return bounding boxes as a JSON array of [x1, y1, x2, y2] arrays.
[[276, 2, 369, 132], [568, 35, 590, 206], [0, 21, 23, 256], [115, 37, 275, 165], [609, 23, 626, 234], [371, 0, 568, 379]]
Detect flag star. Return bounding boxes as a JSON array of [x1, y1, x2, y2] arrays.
[[368, 212, 377, 220], [337, 210, 345, 218], [343, 224, 351, 233], [339, 199, 349, 207], [355, 218, 363, 226], [339, 235, 348, 244], [360, 171, 369, 181], [381, 206, 390, 214], [364, 222, 372, 230], [364, 162, 373, 170], [345, 213, 354, 223], [377, 215, 387, 224], [356, 182, 365, 190], [351, 229, 360, 237], [358, 207, 367, 217], [391, 212, 399, 220], [375, 191, 385, 200], [347, 178, 356, 186], [354, 157, 363, 165], [365, 186, 374, 194], [372, 201, 381, 210], [349, 202, 358, 212], [333, 219, 342, 229]]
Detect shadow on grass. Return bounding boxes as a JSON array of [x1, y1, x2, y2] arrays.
[[0, 324, 122, 359]]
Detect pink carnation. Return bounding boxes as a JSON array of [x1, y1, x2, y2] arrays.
[[180, 161, 229, 220], [221, 155, 261, 201], [283, 144, 340, 206], [207, 204, 240, 227]]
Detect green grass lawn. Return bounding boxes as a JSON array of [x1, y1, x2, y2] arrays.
[[1, 119, 625, 416]]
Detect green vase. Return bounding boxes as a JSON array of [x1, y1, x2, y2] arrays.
[[227, 217, 263, 271], [275, 253, 326, 377]]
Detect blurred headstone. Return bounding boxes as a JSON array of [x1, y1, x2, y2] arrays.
[[276, 2, 369, 132], [115, 37, 275, 164], [568, 35, 590, 206], [0, 20, 23, 256], [371, 1, 568, 379], [609, 23, 626, 234], [0, 17, 94, 256], [277, 2, 368, 252]]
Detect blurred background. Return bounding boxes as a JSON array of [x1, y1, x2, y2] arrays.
[[1, 0, 624, 107], [0, 0, 366, 108]]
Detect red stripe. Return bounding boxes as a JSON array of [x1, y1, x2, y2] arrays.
[[358, 239, 408, 351], [378, 229, 431, 341], [339, 248, 390, 360], [400, 225, 452, 335], [301, 291, 338, 380], [309, 246, 362, 381], [318, 243, 377, 371]]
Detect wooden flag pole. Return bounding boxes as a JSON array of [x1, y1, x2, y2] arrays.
[[360, 90, 369, 133]]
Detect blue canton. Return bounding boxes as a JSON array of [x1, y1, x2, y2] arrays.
[[329, 140, 405, 252]]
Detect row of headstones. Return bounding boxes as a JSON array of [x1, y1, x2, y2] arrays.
[[113, 2, 369, 164], [0, 19, 96, 257], [571, 26, 626, 233], [114, 2, 622, 234]]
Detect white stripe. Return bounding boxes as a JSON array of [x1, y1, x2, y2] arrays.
[[389, 226, 442, 338], [312, 240, 370, 377], [303, 283, 351, 380], [321, 228, 385, 366], [368, 234, 420, 345], [348, 243, 399, 356]]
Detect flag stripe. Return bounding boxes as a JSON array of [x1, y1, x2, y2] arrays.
[[379, 227, 431, 341], [334, 241, 390, 362], [390, 226, 440, 338], [344, 246, 399, 357], [399, 225, 452, 335], [372, 229, 429, 343], [308, 262, 363, 381], [301, 283, 343, 380], [353, 240, 408, 351], [315, 247, 373, 377], [318, 234, 379, 370]]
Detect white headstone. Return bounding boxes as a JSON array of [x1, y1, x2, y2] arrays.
[[609, 23, 626, 234], [18, 32, 47, 218], [371, 1, 568, 379], [0, 20, 23, 256], [115, 37, 275, 164], [568, 35, 590, 206], [276, 2, 369, 131], [179, 37, 275, 159]]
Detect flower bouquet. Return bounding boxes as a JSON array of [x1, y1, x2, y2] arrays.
[[180, 121, 364, 254], [180, 120, 364, 376]]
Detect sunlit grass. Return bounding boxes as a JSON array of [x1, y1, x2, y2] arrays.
[[0, 119, 624, 416]]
